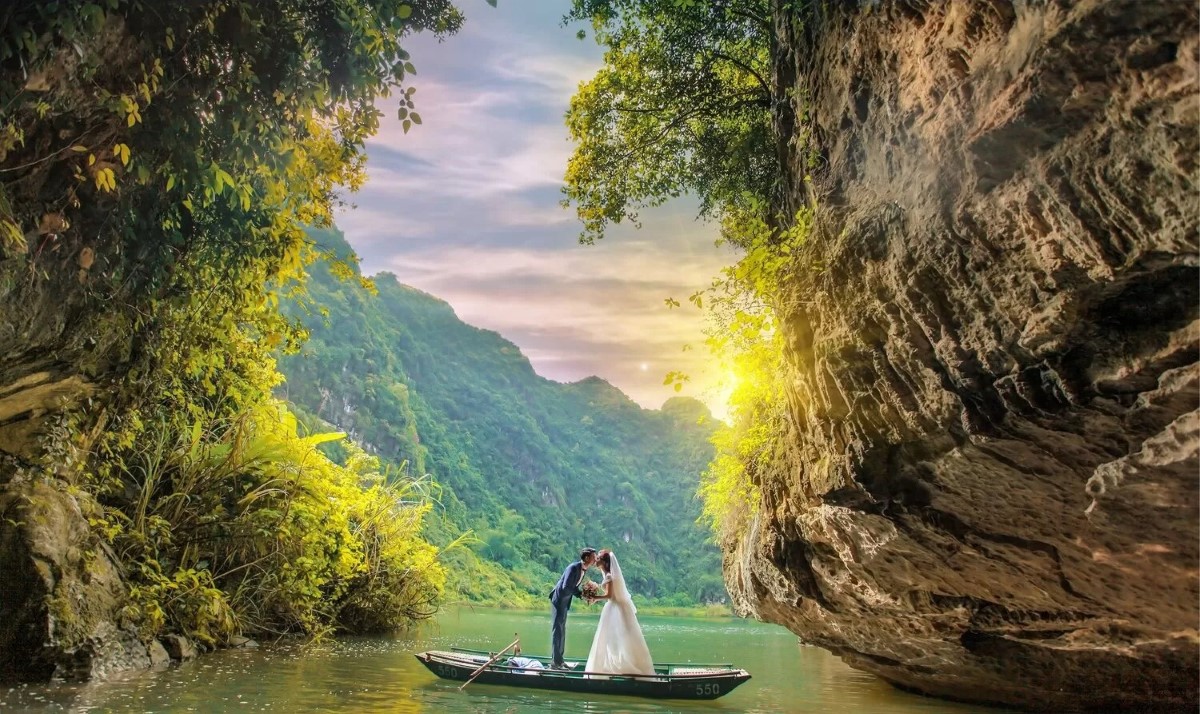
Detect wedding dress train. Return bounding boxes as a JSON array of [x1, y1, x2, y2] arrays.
[[584, 552, 656, 676]]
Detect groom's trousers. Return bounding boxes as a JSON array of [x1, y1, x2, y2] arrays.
[[550, 600, 569, 665]]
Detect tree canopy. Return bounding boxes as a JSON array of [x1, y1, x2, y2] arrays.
[[563, 1, 802, 549], [0, 0, 470, 646], [2, 0, 460, 289], [562, 0, 774, 244]]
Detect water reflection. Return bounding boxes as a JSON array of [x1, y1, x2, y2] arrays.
[[0, 608, 1012, 713]]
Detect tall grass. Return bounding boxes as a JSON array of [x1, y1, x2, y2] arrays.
[[95, 400, 447, 645]]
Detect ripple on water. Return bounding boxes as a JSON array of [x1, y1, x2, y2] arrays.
[[0, 609, 1013, 714]]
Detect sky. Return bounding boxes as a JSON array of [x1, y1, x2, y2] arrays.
[[335, 1, 737, 416]]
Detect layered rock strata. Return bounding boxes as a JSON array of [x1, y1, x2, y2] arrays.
[[728, 1, 1199, 710]]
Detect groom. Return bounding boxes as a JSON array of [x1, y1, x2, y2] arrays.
[[548, 547, 597, 669]]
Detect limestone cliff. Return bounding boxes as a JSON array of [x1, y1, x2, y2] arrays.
[[728, 1, 1198, 710]]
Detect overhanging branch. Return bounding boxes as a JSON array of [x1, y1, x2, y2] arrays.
[[707, 51, 771, 98]]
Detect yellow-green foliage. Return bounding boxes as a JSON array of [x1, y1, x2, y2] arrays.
[[104, 400, 444, 644], [700, 340, 779, 546], [439, 546, 545, 610], [699, 204, 812, 544], [333, 446, 446, 632], [0, 0, 465, 646]]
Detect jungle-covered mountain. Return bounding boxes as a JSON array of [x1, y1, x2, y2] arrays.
[[278, 226, 725, 606]]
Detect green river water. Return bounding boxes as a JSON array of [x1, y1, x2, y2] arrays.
[[1, 607, 1011, 713]]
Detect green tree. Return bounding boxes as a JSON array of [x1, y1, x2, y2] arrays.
[[564, 1, 804, 551], [0, 0, 472, 645], [563, 0, 774, 244], [0, 0, 467, 449]]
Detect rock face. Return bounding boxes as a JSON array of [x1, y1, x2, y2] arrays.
[[161, 634, 197, 662], [0, 479, 151, 682], [728, 1, 1198, 710]]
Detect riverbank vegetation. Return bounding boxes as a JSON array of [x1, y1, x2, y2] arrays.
[[0, 0, 469, 649]]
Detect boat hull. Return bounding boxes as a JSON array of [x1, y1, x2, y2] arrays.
[[415, 650, 750, 700]]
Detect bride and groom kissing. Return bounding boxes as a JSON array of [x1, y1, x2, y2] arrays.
[[548, 547, 655, 675]]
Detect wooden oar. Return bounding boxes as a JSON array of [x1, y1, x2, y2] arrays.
[[459, 633, 520, 691]]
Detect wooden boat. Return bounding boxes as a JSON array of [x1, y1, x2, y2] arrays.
[[415, 647, 751, 700]]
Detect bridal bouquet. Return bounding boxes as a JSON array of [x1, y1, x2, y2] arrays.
[[581, 580, 600, 603]]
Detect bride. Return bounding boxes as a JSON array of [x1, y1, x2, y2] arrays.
[[584, 550, 656, 676]]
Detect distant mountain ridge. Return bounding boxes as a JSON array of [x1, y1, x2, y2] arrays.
[[278, 226, 726, 605]]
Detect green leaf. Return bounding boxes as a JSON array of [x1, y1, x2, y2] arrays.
[[80, 4, 105, 31], [561, 0, 773, 244], [409, 112, 421, 125]]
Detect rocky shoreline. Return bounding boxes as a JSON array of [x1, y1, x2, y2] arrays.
[[0, 477, 257, 684]]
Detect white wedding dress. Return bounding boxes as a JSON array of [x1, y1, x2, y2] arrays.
[[584, 553, 656, 676]]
